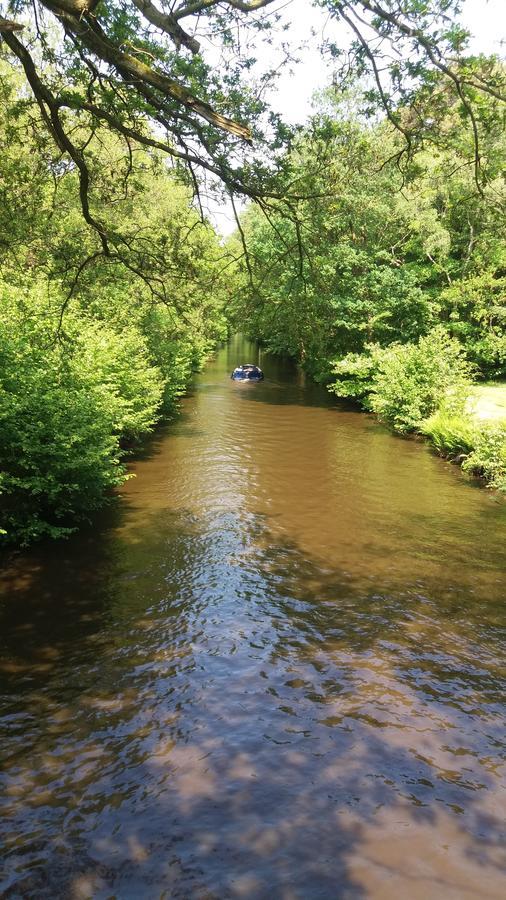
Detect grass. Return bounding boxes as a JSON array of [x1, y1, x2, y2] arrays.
[[466, 382, 506, 422], [421, 382, 506, 492]]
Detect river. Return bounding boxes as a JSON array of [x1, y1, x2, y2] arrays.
[[1, 336, 505, 899]]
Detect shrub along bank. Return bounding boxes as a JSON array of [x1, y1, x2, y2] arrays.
[[230, 81, 506, 492], [0, 64, 233, 548], [0, 275, 227, 548], [330, 328, 506, 492], [422, 410, 506, 491]]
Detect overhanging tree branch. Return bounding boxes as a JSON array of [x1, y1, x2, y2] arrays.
[[1, 26, 110, 253], [131, 0, 201, 53], [2, 0, 504, 251], [40, 0, 253, 139], [173, 0, 278, 19]]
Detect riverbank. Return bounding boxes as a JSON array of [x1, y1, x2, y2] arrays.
[[250, 332, 506, 494], [323, 331, 506, 494], [0, 334, 226, 550], [421, 382, 506, 492]]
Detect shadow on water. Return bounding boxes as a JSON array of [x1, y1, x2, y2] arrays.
[[1, 502, 505, 898], [1, 336, 505, 898], [231, 380, 340, 411]]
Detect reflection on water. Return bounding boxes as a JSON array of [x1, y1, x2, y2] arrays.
[[1, 335, 505, 898]]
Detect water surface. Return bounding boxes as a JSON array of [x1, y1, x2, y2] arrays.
[[1, 336, 505, 898]]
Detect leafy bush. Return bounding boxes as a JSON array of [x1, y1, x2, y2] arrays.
[[369, 327, 473, 433], [142, 319, 205, 412], [462, 424, 506, 491], [441, 272, 506, 378], [0, 281, 164, 545], [76, 321, 163, 442], [329, 327, 473, 432], [329, 349, 379, 405]]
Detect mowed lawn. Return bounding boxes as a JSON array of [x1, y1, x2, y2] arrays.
[[467, 382, 506, 422]]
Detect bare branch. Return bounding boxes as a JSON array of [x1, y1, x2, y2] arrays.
[[174, 0, 279, 20], [342, 4, 412, 155], [0, 17, 24, 32], [130, 0, 201, 53], [230, 192, 254, 286]]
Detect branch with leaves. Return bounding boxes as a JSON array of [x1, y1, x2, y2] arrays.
[[0, 0, 504, 277]]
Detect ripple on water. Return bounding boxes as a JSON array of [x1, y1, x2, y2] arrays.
[[1, 338, 505, 898]]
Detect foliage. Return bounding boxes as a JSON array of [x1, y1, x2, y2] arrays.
[[329, 350, 379, 405], [420, 408, 477, 457], [0, 282, 136, 544], [462, 423, 506, 491], [420, 405, 506, 492], [233, 62, 505, 389], [368, 328, 473, 433], [441, 272, 506, 378], [330, 328, 473, 432], [231, 113, 444, 374], [0, 66, 229, 547], [0, 262, 225, 546], [0, 0, 503, 262]]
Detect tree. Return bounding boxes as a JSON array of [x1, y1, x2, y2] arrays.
[[0, 64, 230, 545], [230, 68, 505, 377], [1, 0, 504, 253]]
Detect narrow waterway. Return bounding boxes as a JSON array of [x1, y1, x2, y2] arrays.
[[1, 336, 505, 899]]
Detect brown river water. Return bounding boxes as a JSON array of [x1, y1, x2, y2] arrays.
[[1, 336, 505, 899]]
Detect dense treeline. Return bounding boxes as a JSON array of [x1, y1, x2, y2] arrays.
[[232, 71, 506, 488], [0, 67, 229, 546], [233, 76, 505, 376]]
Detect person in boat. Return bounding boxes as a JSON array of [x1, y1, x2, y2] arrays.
[[231, 364, 264, 380]]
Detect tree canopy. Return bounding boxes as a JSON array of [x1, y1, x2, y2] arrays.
[[1, 0, 505, 246], [230, 75, 505, 377], [0, 60, 230, 545]]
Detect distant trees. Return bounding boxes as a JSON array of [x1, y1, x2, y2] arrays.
[[230, 69, 505, 378], [229, 68, 505, 490]]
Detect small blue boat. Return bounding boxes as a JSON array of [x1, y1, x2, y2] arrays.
[[231, 364, 264, 382]]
